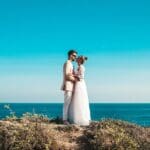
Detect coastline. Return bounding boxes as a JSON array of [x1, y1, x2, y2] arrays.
[[0, 103, 150, 127]]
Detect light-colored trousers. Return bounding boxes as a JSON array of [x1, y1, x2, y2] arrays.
[[63, 91, 73, 120]]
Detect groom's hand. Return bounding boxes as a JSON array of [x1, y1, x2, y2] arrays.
[[66, 74, 76, 82]]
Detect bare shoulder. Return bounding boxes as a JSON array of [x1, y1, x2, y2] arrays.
[[80, 65, 85, 69]]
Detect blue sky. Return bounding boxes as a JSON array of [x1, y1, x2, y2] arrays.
[[0, 0, 150, 103]]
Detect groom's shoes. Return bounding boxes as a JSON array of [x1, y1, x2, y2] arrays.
[[63, 120, 70, 125]]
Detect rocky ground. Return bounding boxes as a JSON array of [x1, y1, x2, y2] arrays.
[[0, 113, 150, 150]]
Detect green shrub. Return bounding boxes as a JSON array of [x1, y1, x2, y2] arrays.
[[84, 119, 150, 150], [0, 115, 61, 150]]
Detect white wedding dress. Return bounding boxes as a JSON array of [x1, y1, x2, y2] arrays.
[[68, 65, 91, 126]]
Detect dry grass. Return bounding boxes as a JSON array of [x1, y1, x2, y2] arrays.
[[83, 119, 150, 150], [0, 112, 150, 150]]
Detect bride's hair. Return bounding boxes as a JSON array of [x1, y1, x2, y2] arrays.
[[79, 56, 88, 64]]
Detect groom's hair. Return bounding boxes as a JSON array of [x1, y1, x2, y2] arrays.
[[68, 50, 77, 57]]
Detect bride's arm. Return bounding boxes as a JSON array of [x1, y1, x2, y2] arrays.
[[76, 66, 84, 80]]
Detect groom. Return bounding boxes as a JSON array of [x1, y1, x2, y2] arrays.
[[61, 50, 78, 125]]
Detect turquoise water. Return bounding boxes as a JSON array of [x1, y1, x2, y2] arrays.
[[0, 103, 150, 127]]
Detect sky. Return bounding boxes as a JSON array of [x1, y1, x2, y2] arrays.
[[0, 0, 150, 103]]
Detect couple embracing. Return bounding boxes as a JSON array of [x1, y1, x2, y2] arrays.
[[61, 50, 91, 126]]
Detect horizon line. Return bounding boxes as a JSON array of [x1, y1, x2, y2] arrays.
[[0, 102, 150, 104]]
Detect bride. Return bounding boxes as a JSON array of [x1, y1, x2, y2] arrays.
[[68, 56, 91, 126]]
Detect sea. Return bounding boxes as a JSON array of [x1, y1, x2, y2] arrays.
[[0, 103, 150, 127]]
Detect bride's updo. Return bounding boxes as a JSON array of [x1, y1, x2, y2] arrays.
[[78, 56, 88, 64]]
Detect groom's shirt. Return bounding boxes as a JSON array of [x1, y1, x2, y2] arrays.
[[61, 60, 74, 92]]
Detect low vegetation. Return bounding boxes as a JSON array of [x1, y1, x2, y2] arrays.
[[0, 104, 149, 150]]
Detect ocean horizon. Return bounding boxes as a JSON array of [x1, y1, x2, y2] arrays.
[[0, 102, 150, 127]]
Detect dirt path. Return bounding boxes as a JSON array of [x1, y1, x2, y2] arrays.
[[48, 124, 87, 150]]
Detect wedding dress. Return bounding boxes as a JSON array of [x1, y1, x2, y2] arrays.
[[68, 65, 91, 125]]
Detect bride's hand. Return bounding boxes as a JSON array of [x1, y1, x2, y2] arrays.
[[75, 76, 80, 81]]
